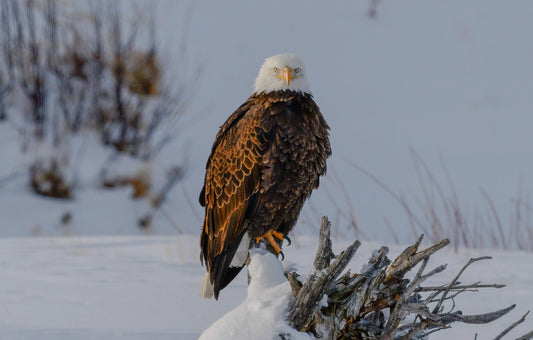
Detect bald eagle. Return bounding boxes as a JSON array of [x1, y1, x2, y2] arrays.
[[199, 54, 331, 299]]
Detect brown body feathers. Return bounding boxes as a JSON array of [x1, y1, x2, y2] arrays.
[[200, 90, 331, 299]]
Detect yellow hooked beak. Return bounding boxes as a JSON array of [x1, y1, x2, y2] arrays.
[[277, 66, 293, 86]]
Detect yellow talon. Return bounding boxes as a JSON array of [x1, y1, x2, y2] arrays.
[[255, 229, 284, 254]]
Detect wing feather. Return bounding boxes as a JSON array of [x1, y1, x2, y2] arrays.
[[199, 98, 269, 298]]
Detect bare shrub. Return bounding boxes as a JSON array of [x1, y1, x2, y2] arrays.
[[346, 149, 533, 251], [0, 0, 14, 121], [101, 169, 151, 199], [87, 2, 184, 160], [0, 0, 191, 204], [30, 159, 71, 199]]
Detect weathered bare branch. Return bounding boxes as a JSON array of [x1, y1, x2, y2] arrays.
[[288, 216, 360, 332], [286, 216, 521, 339], [286, 272, 302, 297], [417, 283, 506, 292], [433, 256, 492, 314], [313, 216, 336, 271], [493, 309, 529, 340], [385, 236, 450, 283], [440, 304, 515, 324]]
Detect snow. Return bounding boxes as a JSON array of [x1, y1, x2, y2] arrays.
[[199, 250, 313, 340], [0, 235, 532, 339], [0, 126, 177, 237], [0, 236, 186, 339]]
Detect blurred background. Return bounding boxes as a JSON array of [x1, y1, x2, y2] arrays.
[[1, 0, 532, 251]]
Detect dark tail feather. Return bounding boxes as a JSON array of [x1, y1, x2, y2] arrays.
[[210, 231, 246, 299]]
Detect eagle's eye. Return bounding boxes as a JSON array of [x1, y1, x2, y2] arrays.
[[294, 67, 300, 74], [273, 67, 279, 72]]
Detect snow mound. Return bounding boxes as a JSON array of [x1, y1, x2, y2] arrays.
[[199, 250, 314, 340]]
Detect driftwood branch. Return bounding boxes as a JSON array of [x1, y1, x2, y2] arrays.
[[285, 216, 523, 339], [432, 256, 491, 314], [288, 216, 360, 331], [494, 310, 530, 340], [416, 282, 506, 292]]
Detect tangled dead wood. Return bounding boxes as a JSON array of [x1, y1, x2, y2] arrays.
[[286, 216, 531, 339]]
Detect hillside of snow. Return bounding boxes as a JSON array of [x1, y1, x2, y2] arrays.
[[2, 0, 533, 241]]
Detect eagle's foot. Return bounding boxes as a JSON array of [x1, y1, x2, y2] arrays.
[[255, 229, 284, 255]]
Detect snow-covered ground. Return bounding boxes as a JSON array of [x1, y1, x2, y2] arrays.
[[0, 235, 531, 339]]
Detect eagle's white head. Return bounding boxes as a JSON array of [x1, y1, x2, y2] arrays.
[[253, 53, 311, 94]]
